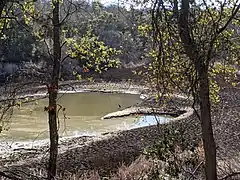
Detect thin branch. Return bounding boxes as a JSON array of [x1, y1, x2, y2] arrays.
[[202, 0, 215, 23], [219, 172, 240, 180], [44, 38, 53, 61], [217, 3, 240, 35], [61, 54, 70, 63], [0, 171, 22, 180], [206, 2, 240, 63], [193, 161, 204, 174], [59, 0, 87, 26], [215, 0, 227, 30]]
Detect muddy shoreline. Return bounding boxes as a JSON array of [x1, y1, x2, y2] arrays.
[[0, 81, 150, 153], [0, 81, 196, 179], [0, 114, 199, 179]]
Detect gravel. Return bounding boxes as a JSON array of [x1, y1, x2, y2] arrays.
[[0, 84, 239, 179]]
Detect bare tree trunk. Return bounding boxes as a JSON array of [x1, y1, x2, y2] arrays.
[[47, 0, 60, 179], [198, 66, 217, 180], [178, 0, 217, 179]]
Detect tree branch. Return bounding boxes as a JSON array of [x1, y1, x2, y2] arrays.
[[0, 170, 22, 180], [217, 3, 240, 35], [178, 0, 199, 64], [219, 172, 240, 180]]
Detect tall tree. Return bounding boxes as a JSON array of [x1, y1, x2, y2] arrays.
[[177, 1, 240, 179], [146, 0, 240, 179], [0, 0, 121, 179], [47, 0, 60, 178], [178, 0, 217, 178]]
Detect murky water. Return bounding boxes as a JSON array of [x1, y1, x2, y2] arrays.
[[0, 92, 169, 141]]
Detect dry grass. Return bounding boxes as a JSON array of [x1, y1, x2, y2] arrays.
[[111, 155, 154, 180], [56, 143, 206, 180], [55, 155, 154, 180], [1, 87, 240, 180]]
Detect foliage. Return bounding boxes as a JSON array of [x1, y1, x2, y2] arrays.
[[66, 29, 121, 76], [0, 0, 151, 79], [133, 0, 240, 105], [0, 21, 38, 64], [143, 1, 240, 179], [144, 126, 203, 179], [0, 0, 43, 65], [135, 20, 195, 102], [84, 2, 150, 64]]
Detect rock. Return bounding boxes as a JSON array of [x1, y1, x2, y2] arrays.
[[101, 106, 188, 119]]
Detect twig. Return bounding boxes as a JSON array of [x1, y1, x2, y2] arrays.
[[0, 171, 22, 180], [219, 172, 240, 180], [193, 161, 203, 174]]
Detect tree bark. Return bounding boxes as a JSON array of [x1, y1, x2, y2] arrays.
[[178, 0, 217, 179], [198, 66, 217, 180], [47, 0, 60, 179]]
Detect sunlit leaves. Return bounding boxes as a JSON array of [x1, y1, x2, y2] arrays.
[[209, 80, 220, 104], [66, 29, 121, 76], [76, 74, 82, 80], [16, 101, 22, 108], [134, 0, 240, 106], [136, 20, 192, 97], [138, 24, 152, 36], [210, 63, 237, 87], [22, 1, 35, 25], [0, 8, 10, 37]]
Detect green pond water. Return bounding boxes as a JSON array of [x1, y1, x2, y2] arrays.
[[0, 92, 169, 141]]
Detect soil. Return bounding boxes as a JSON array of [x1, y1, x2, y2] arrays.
[[0, 81, 196, 177], [0, 82, 239, 179]]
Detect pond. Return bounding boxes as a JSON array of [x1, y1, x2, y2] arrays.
[[0, 92, 169, 141]]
